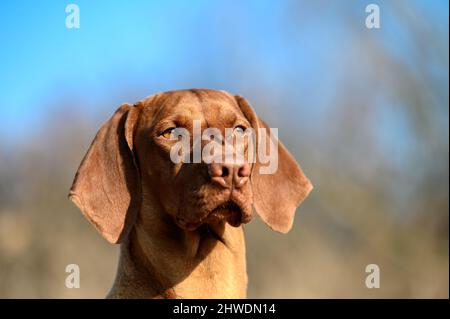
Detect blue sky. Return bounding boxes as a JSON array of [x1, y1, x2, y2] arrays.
[[0, 0, 448, 144]]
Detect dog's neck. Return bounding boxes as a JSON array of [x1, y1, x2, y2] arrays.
[[107, 195, 248, 298]]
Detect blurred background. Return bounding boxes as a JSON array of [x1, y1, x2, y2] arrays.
[[0, 0, 448, 298]]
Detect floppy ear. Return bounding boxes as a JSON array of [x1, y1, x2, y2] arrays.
[[68, 103, 142, 244], [235, 95, 313, 233]]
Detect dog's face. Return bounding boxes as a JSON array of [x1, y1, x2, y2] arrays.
[[134, 90, 254, 231], [69, 89, 312, 244]]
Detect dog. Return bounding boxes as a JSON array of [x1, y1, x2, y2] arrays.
[[69, 89, 312, 298]]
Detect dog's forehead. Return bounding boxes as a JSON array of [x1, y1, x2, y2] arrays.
[[149, 89, 244, 124]]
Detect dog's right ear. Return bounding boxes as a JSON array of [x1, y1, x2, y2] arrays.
[[68, 103, 142, 244], [235, 95, 313, 234]]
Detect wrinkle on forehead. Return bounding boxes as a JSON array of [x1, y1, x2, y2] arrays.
[[203, 104, 239, 129], [147, 89, 246, 129], [152, 92, 203, 124]]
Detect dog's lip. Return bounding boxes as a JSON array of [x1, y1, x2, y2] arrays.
[[211, 200, 241, 213], [208, 200, 244, 227], [176, 200, 249, 231]]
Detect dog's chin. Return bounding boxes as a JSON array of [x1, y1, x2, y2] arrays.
[[175, 200, 250, 231], [205, 201, 244, 227], [175, 218, 202, 231]]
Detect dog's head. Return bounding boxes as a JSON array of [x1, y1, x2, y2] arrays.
[[69, 89, 312, 243]]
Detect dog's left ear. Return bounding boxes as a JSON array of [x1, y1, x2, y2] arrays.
[[235, 95, 313, 233]]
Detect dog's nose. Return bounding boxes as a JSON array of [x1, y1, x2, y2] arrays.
[[208, 162, 250, 188]]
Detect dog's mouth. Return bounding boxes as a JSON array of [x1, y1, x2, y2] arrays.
[[206, 200, 244, 227], [176, 200, 245, 231]]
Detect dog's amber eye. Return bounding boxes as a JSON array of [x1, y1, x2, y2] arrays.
[[234, 126, 246, 135], [161, 127, 176, 139]]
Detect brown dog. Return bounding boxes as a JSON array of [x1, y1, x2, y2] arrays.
[[69, 89, 312, 298]]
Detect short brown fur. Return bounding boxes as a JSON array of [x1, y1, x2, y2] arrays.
[[69, 89, 312, 298]]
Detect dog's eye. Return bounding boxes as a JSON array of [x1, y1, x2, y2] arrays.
[[161, 127, 176, 139], [234, 126, 246, 135]]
